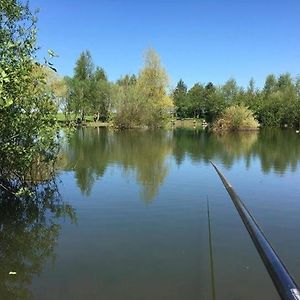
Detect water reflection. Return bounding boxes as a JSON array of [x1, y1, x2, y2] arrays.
[[59, 128, 300, 200], [173, 128, 300, 174], [60, 128, 172, 201], [172, 129, 258, 168], [0, 183, 75, 300]]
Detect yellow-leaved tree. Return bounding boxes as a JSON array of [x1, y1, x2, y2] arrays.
[[113, 48, 173, 128], [137, 48, 173, 127]]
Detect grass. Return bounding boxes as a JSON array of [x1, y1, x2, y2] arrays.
[[56, 114, 206, 129]]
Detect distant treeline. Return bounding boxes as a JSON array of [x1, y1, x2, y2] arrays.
[[60, 50, 300, 128], [173, 75, 300, 127]]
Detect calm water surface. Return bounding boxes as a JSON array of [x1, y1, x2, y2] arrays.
[[2, 128, 300, 299]]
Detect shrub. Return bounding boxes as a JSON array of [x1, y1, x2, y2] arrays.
[[212, 105, 259, 131]]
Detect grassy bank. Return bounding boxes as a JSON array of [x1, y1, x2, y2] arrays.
[[56, 113, 207, 129]]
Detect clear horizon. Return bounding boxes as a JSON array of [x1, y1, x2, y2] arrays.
[[31, 0, 300, 89]]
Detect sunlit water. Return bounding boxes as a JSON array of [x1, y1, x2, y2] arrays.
[[3, 128, 300, 299]]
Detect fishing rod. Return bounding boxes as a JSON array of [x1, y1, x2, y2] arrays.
[[207, 196, 216, 300], [210, 161, 300, 300]]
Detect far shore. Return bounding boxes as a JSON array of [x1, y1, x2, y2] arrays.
[[58, 117, 208, 129]]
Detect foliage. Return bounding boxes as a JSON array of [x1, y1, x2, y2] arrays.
[[172, 79, 188, 118], [66, 51, 111, 120], [212, 105, 259, 131], [187, 83, 205, 118], [172, 73, 300, 128], [113, 77, 142, 128], [113, 48, 173, 128], [0, 0, 60, 193]]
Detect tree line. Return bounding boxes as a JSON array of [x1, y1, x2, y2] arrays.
[[173, 75, 300, 127], [63, 49, 300, 128]]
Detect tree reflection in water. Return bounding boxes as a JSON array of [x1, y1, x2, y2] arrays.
[[172, 128, 300, 174], [60, 128, 172, 202], [0, 182, 76, 300], [59, 127, 300, 202]]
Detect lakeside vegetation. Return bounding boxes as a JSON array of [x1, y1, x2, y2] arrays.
[[0, 3, 75, 297], [0, 1, 61, 194], [59, 49, 300, 130], [212, 105, 259, 131], [62, 49, 173, 128]]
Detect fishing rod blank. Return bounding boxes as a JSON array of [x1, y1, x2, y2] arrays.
[[210, 161, 300, 300], [207, 196, 216, 300]]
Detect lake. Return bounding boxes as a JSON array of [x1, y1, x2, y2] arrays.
[[2, 127, 300, 299]]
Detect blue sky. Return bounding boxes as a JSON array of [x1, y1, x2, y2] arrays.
[[30, 0, 300, 89]]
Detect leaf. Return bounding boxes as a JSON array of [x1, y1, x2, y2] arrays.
[[48, 49, 58, 58], [4, 99, 13, 107]]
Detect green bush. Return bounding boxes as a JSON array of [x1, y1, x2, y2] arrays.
[[212, 105, 259, 131]]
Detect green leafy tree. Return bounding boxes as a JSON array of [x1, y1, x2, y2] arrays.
[[204, 82, 226, 122], [67, 51, 95, 118], [74, 50, 94, 81], [66, 51, 111, 121], [116, 74, 137, 86], [113, 74, 141, 128], [263, 74, 277, 94], [187, 83, 205, 118], [90, 67, 111, 121], [173, 79, 188, 118], [277, 73, 293, 89], [221, 78, 240, 104], [0, 0, 59, 193]]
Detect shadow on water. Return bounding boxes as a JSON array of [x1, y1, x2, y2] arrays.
[[59, 127, 300, 201], [0, 182, 76, 300]]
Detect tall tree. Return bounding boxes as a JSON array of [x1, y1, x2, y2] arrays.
[[74, 50, 94, 81], [113, 49, 173, 128], [221, 78, 239, 104], [263, 74, 277, 94], [204, 82, 226, 122], [173, 79, 188, 118], [136, 48, 173, 127], [187, 83, 205, 118], [66, 51, 112, 121]]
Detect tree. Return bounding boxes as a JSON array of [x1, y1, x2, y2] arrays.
[[263, 74, 277, 94], [113, 74, 142, 128], [90, 67, 111, 121], [173, 79, 188, 118], [204, 82, 226, 122], [113, 48, 173, 128], [187, 83, 205, 118], [74, 50, 94, 81], [66, 51, 95, 118], [0, 0, 60, 193], [136, 48, 173, 127], [36, 66, 68, 112], [277, 73, 293, 89], [66, 51, 111, 121], [94, 66, 107, 81], [116, 74, 137, 86], [221, 78, 239, 104]]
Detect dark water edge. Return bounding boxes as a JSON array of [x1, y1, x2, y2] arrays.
[[2, 127, 300, 300]]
